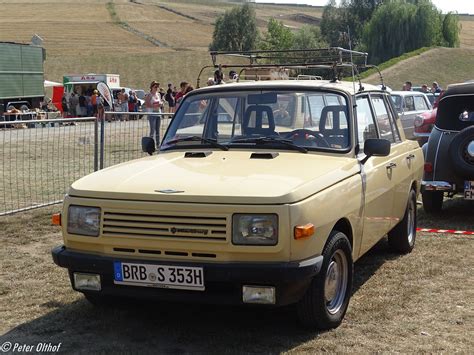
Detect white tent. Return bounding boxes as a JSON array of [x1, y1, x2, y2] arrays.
[[44, 80, 63, 88]]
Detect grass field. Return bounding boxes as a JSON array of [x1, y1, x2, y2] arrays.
[[0, 198, 472, 352], [365, 47, 474, 89]]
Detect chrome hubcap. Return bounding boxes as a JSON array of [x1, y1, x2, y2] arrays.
[[324, 249, 348, 314], [407, 197, 415, 246]]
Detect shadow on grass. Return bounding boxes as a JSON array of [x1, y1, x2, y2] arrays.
[[1, 240, 402, 353], [418, 197, 474, 230]]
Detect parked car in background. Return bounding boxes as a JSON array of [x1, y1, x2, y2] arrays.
[[421, 82, 474, 213], [390, 91, 432, 142], [413, 91, 444, 146]]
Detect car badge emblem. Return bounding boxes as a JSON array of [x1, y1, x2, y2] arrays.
[[155, 189, 185, 194]]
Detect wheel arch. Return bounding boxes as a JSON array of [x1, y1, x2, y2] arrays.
[[332, 218, 353, 250]]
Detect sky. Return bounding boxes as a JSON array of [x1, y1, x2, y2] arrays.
[[255, 0, 474, 14]]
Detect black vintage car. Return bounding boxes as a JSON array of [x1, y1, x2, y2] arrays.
[[421, 82, 474, 212]]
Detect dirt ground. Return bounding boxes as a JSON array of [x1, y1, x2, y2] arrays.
[[0, 199, 473, 353]]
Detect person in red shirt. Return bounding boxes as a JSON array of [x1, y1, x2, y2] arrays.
[[174, 81, 189, 108]]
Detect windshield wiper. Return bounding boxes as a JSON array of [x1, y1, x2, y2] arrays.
[[230, 136, 307, 153], [164, 136, 229, 151]]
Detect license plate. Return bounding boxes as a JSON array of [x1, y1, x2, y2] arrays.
[[464, 181, 474, 200], [113, 261, 205, 291]]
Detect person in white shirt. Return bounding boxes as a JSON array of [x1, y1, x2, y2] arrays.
[[144, 81, 163, 147]]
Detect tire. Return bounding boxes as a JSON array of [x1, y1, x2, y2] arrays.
[[297, 231, 353, 330], [388, 189, 417, 254], [448, 126, 474, 179], [422, 190, 443, 214]]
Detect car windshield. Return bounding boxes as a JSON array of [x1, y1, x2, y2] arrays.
[[161, 90, 350, 152]]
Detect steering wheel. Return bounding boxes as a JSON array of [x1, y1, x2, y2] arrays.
[[283, 129, 330, 148]]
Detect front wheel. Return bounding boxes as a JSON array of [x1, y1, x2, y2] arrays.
[[388, 189, 417, 254], [297, 231, 353, 330]]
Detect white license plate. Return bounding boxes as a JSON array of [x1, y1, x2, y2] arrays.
[[113, 261, 204, 291], [464, 181, 474, 200]]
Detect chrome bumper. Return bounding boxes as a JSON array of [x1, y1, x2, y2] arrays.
[[413, 132, 430, 138], [421, 181, 455, 192]]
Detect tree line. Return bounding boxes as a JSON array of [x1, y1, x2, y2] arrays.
[[209, 0, 460, 64]]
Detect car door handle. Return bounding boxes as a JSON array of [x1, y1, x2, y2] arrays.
[[386, 162, 397, 169], [406, 154, 415, 160]]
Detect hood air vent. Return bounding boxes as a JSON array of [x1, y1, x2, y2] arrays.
[[184, 151, 212, 158], [250, 152, 279, 159]]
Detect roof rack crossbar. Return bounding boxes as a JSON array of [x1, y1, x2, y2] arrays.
[[198, 47, 375, 89]]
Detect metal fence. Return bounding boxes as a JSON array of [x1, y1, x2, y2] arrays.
[[0, 111, 172, 216]]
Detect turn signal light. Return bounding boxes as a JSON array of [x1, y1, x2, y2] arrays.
[[424, 163, 433, 173], [294, 223, 315, 240], [52, 213, 61, 226]]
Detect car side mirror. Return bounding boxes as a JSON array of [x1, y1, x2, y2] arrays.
[[361, 138, 391, 164], [141, 137, 156, 156]]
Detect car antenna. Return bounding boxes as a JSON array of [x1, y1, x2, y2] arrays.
[[347, 27, 357, 94]]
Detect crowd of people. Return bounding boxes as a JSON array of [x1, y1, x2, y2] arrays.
[[61, 87, 105, 118]]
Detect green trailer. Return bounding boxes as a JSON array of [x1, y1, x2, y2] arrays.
[[0, 42, 45, 112]]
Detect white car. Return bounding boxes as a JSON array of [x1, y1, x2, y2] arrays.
[[390, 91, 432, 142]]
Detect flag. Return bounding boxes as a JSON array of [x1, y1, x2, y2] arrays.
[[97, 82, 113, 109]]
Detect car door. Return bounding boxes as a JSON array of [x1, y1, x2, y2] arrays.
[[379, 94, 416, 226], [355, 94, 395, 256]]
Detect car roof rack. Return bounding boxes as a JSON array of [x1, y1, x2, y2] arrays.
[[196, 47, 386, 91]]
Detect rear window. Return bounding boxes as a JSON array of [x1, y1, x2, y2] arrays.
[[436, 94, 474, 131]]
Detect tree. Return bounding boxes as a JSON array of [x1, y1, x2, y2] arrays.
[[292, 26, 327, 50], [259, 18, 294, 51], [209, 4, 258, 52], [442, 12, 461, 47]]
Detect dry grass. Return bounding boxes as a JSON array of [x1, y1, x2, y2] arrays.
[[115, 3, 213, 49], [460, 20, 474, 49], [366, 47, 474, 89], [0, 198, 472, 352]]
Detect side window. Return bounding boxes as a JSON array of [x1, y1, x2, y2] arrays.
[[404, 96, 415, 111], [356, 96, 378, 148], [414, 95, 429, 111], [371, 94, 395, 143]]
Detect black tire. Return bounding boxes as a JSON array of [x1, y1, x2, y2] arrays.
[[388, 189, 417, 254], [448, 126, 474, 179], [297, 231, 353, 330], [422, 190, 443, 213]]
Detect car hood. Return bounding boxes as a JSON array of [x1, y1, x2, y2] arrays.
[[69, 150, 360, 204]]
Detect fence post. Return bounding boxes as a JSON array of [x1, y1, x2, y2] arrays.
[[94, 118, 99, 171], [100, 116, 105, 169]]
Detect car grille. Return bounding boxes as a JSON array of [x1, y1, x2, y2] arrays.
[[102, 210, 228, 241]]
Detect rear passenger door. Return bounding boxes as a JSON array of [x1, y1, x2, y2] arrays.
[[355, 94, 395, 255], [371, 93, 413, 229]]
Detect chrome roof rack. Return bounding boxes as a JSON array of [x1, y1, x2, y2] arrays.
[[197, 47, 384, 92]]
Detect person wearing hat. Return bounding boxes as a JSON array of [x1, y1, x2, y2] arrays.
[[144, 81, 163, 148]]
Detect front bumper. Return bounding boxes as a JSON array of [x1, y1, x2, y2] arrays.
[[421, 180, 456, 192], [52, 245, 323, 306]]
